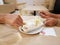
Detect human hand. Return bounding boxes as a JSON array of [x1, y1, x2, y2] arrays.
[[44, 18, 57, 27], [39, 11, 52, 18], [5, 14, 23, 29]]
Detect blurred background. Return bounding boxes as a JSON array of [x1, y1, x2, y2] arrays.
[[0, 0, 58, 14]]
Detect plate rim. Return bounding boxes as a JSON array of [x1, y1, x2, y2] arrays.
[[19, 25, 44, 34]]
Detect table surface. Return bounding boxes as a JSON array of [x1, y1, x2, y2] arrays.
[[0, 16, 60, 45]]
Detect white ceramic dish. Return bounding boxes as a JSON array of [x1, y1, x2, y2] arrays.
[[19, 16, 44, 34]]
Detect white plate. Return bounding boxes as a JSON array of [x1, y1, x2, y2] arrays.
[[19, 16, 44, 34]]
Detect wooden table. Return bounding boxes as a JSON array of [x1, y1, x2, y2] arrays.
[[0, 16, 60, 45], [0, 24, 60, 45]]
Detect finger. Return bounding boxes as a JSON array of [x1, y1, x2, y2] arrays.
[[15, 21, 22, 28], [40, 11, 48, 15], [45, 18, 50, 21], [14, 23, 20, 29], [16, 20, 23, 26], [16, 17, 23, 26], [40, 12, 46, 15], [40, 13, 49, 18], [44, 21, 50, 26], [17, 20, 23, 26], [14, 15, 23, 23], [40, 13, 46, 18], [44, 20, 54, 26], [12, 19, 21, 27], [10, 22, 19, 29], [17, 15, 23, 23]]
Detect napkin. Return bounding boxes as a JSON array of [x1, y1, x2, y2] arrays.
[[40, 27, 56, 36]]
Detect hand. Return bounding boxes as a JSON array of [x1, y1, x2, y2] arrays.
[[5, 14, 23, 29], [39, 11, 52, 18], [44, 18, 57, 27]]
